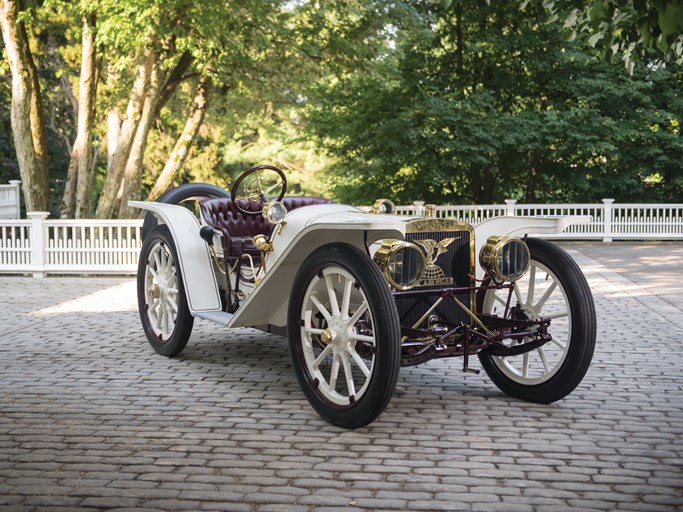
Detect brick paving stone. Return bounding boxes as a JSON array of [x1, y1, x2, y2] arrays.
[[1, 242, 683, 511]]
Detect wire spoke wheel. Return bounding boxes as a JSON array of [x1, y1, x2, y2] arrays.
[[483, 261, 571, 384], [144, 242, 180, 340], [300, 266, 375, 406], [137, 225, 193, 357], [288, 244, 400, 428], [478, 238, 596, 403]]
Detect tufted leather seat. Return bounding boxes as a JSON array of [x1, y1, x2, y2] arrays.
[[199, 196, 333, 259]]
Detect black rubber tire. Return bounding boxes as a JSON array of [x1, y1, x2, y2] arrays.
[[137, 225, 194, 357], [478, 238, 596, 403], [288, 243, 401, 428], [141, 183, 230, 240]]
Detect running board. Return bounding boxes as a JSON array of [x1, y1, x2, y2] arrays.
[[194, 310, 234, 326]]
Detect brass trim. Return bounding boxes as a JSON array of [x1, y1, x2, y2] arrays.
[[262, 200, 288, 225], [371, 198, 396, 214], [479, 236, 530, 283], [404, 218, 476, 315], [373, 239, 426, 290], [253, 234, 273, 253]]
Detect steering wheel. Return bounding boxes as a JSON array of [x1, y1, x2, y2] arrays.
[[230, 165, 287, 216]]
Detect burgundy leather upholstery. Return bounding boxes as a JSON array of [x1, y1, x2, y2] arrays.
[[199, 196, 333, 259]]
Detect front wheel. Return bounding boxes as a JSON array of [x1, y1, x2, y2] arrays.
[[288, 244, 401, 428], [137, 225, 194, 357], [478, 238, 596, 403]]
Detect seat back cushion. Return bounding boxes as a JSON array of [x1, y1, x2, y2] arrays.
[[199, 196, 333, 242]]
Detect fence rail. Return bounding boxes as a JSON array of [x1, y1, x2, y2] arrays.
[[1, 199, 681, 277], [0, 181, 21, 219], [0, 213, 143, 278], [396, 199, 683, 241]]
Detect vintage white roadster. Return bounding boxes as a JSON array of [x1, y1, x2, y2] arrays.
[[130, 165, 596, 428]]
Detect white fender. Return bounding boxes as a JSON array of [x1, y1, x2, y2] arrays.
[[129, 201, 221, 313], [227, 204, 408, 328], [473, 215, 591, 278]]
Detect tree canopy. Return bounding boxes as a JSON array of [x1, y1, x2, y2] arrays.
[[0, 0, 681, 216]]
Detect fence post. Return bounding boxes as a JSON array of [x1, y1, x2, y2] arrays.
[[9, 180, 21, 218], [28, 211, 49, 278], [602, 198, 614, 243], [413, 201, 425, 216], [505, 199, 517, 216]]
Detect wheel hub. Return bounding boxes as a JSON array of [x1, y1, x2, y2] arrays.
[[328, 316, 352, 355], [320, 328, 335, 344], [148, 283, 161, 299]]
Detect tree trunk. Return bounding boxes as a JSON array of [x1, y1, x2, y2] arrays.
[[107, 108, 120, 169], [0, 0, 50, 212], [61, 8, 98, 218], [155, 51, 193, 117], [147, 74, 211, 202], [95, 45, 154, 218], [61, 153, 78, 217], [117, 59, 165, 218]]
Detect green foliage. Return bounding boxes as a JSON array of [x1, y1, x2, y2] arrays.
[[305, 0, 683, 204], [543, 0, 683, 68], [2, 0, 682, 212]]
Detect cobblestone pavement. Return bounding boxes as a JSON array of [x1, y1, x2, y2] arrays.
[[1, 243, 682, 512]]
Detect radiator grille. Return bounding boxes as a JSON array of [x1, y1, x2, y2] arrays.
[[395, 229, 472, 328]]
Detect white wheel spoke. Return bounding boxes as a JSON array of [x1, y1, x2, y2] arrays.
[[305, 327, 325, 336], [329, 353, 340, 391], [153, 251, 161, 272], [494, 294, 507, 306], [348, 302, 369, 325], [545, 310, 568, 320], [537, 347, 551, 373], [167, 296, 178, 313], [156, 306, 164, 330], [163, 306, 171, 334], [341, 278, 353, 318], [341, 355, 356, 398], [551, 335, 567, 350], [349, 334, 374, 343], [310, 295, 332, 323], [312, 344, 333, 369], [325, 276, 341, 317], [149, 265, 160, 282], [522, 352, 530, 378], [526, 266, 536, 306], [514, 283, 524, 305], [534, 281, 558, 311], [349, 347, 371, 378], [167, 287, 178, 295]]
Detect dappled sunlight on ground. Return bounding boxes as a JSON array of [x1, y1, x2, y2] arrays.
[[31, 279, 136, 316]]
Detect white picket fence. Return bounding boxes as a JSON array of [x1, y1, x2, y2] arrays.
[[0, 181, 21, 219], [397, 199, 683, 241], [0, 213, 142, 278], [0, 199, 681, 277]]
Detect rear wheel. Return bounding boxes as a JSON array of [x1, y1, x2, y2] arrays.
[[288, 244, 401, 428], [137, 225, 194, 357], [141, 183, 230, 240], [478, 238, 596, 403]]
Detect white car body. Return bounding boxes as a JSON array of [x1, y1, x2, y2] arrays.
[[130, 200, 589, 328]]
